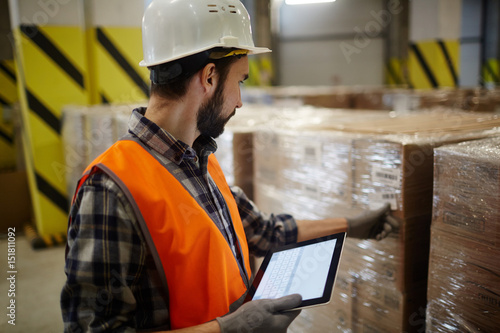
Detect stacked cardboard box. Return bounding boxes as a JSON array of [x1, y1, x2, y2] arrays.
[[289, 261, 355, 333], [221, 106, 378, 202], [265, 86, 356, 109], [427, 137, 500, 332], [352, 87, 393, 110], [215, 105, 278, 200], [61, 103, 139, 198], [253, 110, 500, 332], [242, 86, 500, 113]]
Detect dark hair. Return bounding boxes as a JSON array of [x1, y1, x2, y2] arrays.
[[149, 48, 243, 100]]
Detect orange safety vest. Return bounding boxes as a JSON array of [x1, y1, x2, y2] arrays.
[[73, 138, 252, 329]]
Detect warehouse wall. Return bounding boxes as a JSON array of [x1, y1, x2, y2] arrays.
[[0, 0, 18, 171], [408, 0, 462, 89], [483, 0, 499, 87], [459, 0, 482, 87], [86, 0, 148, 104], [408, 0, 499, 89], [9, 0, 146, 237], [275, 0, 387, 86], [10, 0, 90, 236]]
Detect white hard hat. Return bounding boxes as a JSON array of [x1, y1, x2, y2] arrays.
[[140, 0, 271, 67]]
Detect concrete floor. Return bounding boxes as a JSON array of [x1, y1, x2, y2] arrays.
[[0, 235, 66, 333]]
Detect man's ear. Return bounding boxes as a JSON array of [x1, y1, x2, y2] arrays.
[[200, 63, 218, 94]]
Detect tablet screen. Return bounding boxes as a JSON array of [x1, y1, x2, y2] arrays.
[[252, 239, 336, 300], [245, 232, 345, 309]]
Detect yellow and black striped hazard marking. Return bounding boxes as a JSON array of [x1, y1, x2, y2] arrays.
[[0, 106, 16, 169], [482, 58, 499, 85], [0, 114, 14, 148], [385, 57, 409, 87], [92, 27, 149, 104], [408, 39, 459, 89], [0, 59, 18, 169], [15, 24, 90, 237], [0, 59, 18, 106], [24, 223, 66, 250]]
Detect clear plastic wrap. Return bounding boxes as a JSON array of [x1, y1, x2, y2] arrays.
[[289, 261, 356, 333], [61, 105, 87, 198], [241, 86, 500, 113], [84, 106, 116, 163], [61, 103, 141, 197], [60, 100, 500, 331], [219, 105, 377, 202], [427, 137, 500, 332], [214, 105, 279, 199], [251, 109, 500, 332]]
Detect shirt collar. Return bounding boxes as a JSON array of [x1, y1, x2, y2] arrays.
[[129, 107, 218, 165]]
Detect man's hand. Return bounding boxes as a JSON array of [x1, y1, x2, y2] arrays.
[[216, 294, 302, 333], [346, 203, 399, 240]]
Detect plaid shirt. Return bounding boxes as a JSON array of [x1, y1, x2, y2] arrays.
[[61, 108, 297, 332]]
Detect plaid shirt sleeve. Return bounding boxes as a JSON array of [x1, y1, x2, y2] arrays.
[[61, 172, 169, 332], [230, 186, 298, 257]]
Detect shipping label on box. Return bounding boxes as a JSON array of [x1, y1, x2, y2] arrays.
[[371, 165, 401, 187], [352, 139, 404, 215]]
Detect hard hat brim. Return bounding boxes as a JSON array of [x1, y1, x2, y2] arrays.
[[140, 45, 272, 67]]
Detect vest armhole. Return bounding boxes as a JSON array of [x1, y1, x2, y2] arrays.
[[92, 163, 171, 318]]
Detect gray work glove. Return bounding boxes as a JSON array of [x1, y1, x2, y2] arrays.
[[216, 294, 302, 333], [346, 203, 399, 240]]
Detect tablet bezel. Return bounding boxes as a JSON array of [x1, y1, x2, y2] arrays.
[[244, 232, 346, 310]]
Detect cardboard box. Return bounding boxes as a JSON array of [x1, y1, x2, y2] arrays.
[[352, 282, 427, 333], [353, 89, 392, 110], [278, 130, 354, 208], [249, 109, 500, 333], [454, 88, 497, 112], [340, 215, 431, 294], [288, 270, 355, 333], [302, 92, 354, 109], [432, 137, 500, 246], [253, 129, 282, 190], [263, 86, 355, 109], [255, 111, 500, 294], [417, 89, 458, 109], [62, 106, 88, 199], [232, 132, 254, 200], [427, 227, 500, 332], [0, 171, 32, 233], [347, 111, 500, 220]]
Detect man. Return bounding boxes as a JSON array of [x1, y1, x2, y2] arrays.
[[61, 0, 397, 332]]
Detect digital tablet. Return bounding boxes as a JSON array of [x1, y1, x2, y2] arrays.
[[244, 232, 346, 310]]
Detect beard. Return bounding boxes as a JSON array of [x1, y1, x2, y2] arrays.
[[196, 82, 235, 138]]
